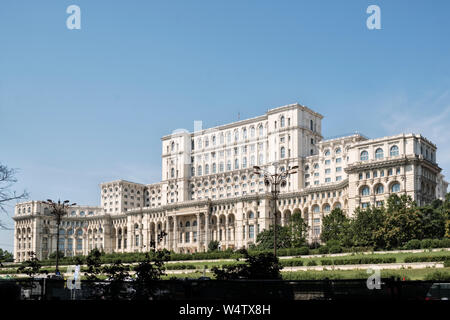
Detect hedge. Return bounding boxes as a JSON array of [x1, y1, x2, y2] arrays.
[[279, 259, 304, 267], [403, 255, 450, 263], [320, 257, 396, 266]]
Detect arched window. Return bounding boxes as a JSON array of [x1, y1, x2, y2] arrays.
[[212, 163, 217, 173], [227, 132, 231, 143], [234, 159, 239, 169], [185, 221, 190, 227], [250, 127, 255, 137], [280, 147, 286, 159], [324, 204, 331, 212], [197, 138, 202, 149], [375, 148, 384, 159], [391, 183, 400, 193], [197, 165, 202, 176], [360, 150, 369, 161], [80, 211, 85, 216], [375, 184, 384, 194], [250, 155, 255, 166], [248, 211, 254, 219], [171, 168, 175, 178], [335, 148, 341, 154], [312, 205, 320, 213], [313, 163, 319, 169], [324, 149, 330, 156], [243, 128, 247, 139], [390, 145, 399, 157], [334, 202, 342, 209], [280, 116, 285, 128], [191, 166, 195, 176], [258, 125, 263, 137], [205, 164, 209, 175], [361, 186, 370, 196], [193, 220, 197, 226], [242, 157, 247, 168], [171, 141, 175, 151], [234, 130, 239, 141], [212, 135, 216, 145]]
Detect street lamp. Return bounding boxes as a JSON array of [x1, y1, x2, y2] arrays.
[[42, 199, 76, 276], [253, 162, 298, 257]]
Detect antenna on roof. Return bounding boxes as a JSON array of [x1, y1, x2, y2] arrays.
[[238, 112, 240, 121]]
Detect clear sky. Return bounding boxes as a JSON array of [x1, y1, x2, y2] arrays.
[[1, 0, 449, 251]]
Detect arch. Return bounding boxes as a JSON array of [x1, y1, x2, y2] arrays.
[[283, 209, 291, 225], [333, 202, 342, 209], [280, 116, 285, 127], [390, 145, 399, 157], [280, 147, 286, 158], [374, 183, 384, 194], [390, 181, 401, 193], [360, 150, 369, 161], [360, 185, 370, 196], [227, 214, 235, 224], [375, 148, 384, 159], [312, 205, 320, 213], [322, 203, 331, 213], [324, 149, 330, 156], [248, 211, 255, 219]]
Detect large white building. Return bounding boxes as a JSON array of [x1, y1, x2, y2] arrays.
[[13, 103, 448, 262]]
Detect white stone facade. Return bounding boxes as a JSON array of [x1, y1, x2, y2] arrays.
[[12, 103, 448, 262]]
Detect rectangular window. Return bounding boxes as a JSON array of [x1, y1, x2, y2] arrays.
[[336, 167, 342, 172], [336, 158, 341, 163], [249, 225, 254, 239], [336, 176, 342, 181], [373, 171, 378, 178], [325, 169, 331, 174], [313, 226, 320, 235], [366, 172, 370, 179], [325, 178, 331, 183], [193, 231, 197, 242]]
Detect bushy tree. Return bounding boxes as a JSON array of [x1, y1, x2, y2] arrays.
[[288, 212, 309, 248], [419, 200, 446, 239], [351, 206, 386, 248], [208, 240, 220, 251], [101, 259, 131, 300], [84, 248, 103, 281], [133, 250, 169, 300], [17, 251, 41, 277], [211, 250, 282, 280], [0, 248, 14, 266], [320, 208, 352, 246], [255, 225, 292, 250], [377, 194, 423, 249]]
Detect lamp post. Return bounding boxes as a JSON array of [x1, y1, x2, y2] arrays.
[[42, 199, 76, 275], [253, 162, 298, 257]]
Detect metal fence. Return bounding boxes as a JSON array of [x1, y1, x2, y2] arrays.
[[0, 278, 448, 301]]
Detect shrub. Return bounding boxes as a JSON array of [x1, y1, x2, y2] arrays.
[[329, 245, 343, 254], [421, 239, 434, 249], [318, 246, 329, 254], [440, 238, 450, 248], [404, 255, 450, 263], [297, 246, 310, 256], [424, 270, 450, 281], [280, 259, 304, 267], [404, 239, 421, 250], [431, 239, 442, 248], [307, 260, 317, 266]]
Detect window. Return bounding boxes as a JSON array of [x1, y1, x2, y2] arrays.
[[250, 127, 255, 137], [280, 147, 285, 159], [390, 145, 399, 156], [325, 177, 331, 183], [335, 148, 341, 154], [249, 225, 255, 239], [324, 149, 330, 156], [324, 204, 331, 212], [361, 186, 370, 196], [360, 150, 369, 161], [336, 167, 342, 172], [336, 158, 342, 163], [258, 125, 263, 137], [361, 202, 370, 209], [197, 165, 202, 176], [234, 159, 239, 169], [234, 130, 239, 141], [391, 183, 400, 192], [375, 148, 384, 159], [242, 157, 247, 168], [205, 164, 209, 175], [336, 176, 342, 181], [375, 184, 384, 194], [219, 162, 224, 172], [191, 167, 195, 176], [325, 168, 331, 174], [227, 160, 231, 171]]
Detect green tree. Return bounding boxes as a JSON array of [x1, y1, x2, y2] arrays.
[[320, 208, 352, 246], [17, 251, 42, 278], [377, 194, 423, 249], [84, 248, 103, 281], [211, 250, 282, 280], [255, 225, 291, 250], [288, 212, 309, 248], [101, 259, 131, 300], [351, 206, 386, 248], [133, 250, 169, 300], [208, 240, 220, 251], [0, 248, 14, 266], [48, 250, 65, 260], [419, 200, 446, 239]]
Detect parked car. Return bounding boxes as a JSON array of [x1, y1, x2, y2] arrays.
[[425, 283, 450, 300]]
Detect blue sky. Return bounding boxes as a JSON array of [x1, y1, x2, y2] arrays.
[[1, 0, 449, 251]]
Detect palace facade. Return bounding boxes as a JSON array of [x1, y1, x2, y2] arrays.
[[13, 103, 448, 262]]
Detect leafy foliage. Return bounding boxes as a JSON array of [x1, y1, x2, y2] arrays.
[[208, 240, 220, 252], [255, 224, 292, 250], [320, 208, 352, 246], [211, 250, 282, 280], [17, 252, 42, 277]]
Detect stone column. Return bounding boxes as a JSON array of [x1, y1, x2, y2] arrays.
[[173, 216, 178, 252], [196, 213, 201, 252], [204, 213, 209, 252]]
